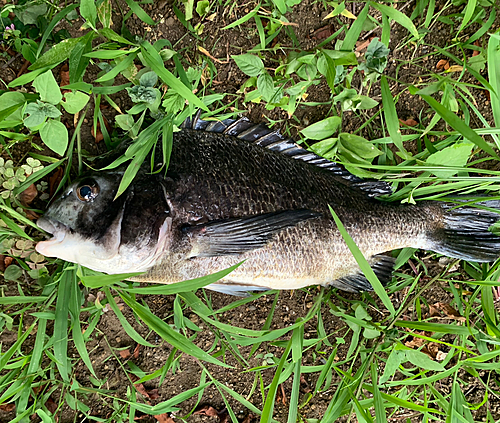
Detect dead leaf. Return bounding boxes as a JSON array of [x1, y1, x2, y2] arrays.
[[16, 59, 30, 78], [148, 389, 160, 400], [428, 303, 440, 317], [446, 65, 463, 73], [242, 414, 256, 423], [19, 184, 38, 207], [405, 337, 425, 349], [60, 64, 70, 88], [154, 414, 175, 423], [0, 255, 4, 272], [0, 403, 15, 412], [119, 349, 131, 359], [421, 342, 440, 359], [194, 405, 219, 417], [49, 167, 64, 197], [436, 59, 449, 70], [276, 383, 286, 405], [299, 374, 312, 393], [198, 46, 228, 64], [194, 405, 228, 422], [399, 118, 418, 127], [310, 24, 335, 41], [134, 383, 152, 400], [435, 350, 447, 361], [355, 38, 372, 52], [46, 397, 57, 414], [133, 344, 140, 359], [25, 209, 40, 221], [472, 40, 480, 57], [91, 116, 111, 143], [435, 302, 465, 321], [4, 257, 13, 268]]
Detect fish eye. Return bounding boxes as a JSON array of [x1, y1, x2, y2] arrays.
[[76, 179, 99, 202]]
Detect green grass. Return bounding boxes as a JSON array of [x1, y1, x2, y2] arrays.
[[1, 0, 500, 422]]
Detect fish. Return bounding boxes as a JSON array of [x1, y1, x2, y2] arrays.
[[35, 114, 500, 295]]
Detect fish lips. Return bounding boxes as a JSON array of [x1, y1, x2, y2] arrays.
[[35, 217, 68, 256]]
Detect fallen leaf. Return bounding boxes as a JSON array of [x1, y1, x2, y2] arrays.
[[193, 405, 229, 422], [25, 209, 39, 221], [242, 414, 256, 423], [310, 24, 335, 40], [134, 383, 150, 399], [435, 302, 465, 321], [435, 350, 447, 361], [446, 65, 463, 73], [399, 118, 418, 127], [119, 349, 131, 359], [16, 59, 30, 78], [436, 59, 449, 70], [4, 257, 13, 268], [91, 116, 111, 143], [46, 397, 57, 414], [198, 46, 228, 64], [194, 405, 219, 417], [60, 63, 70, 88], [133, 344, 140, 359], [19, 184, 38, 207], [276, 383, 286, 405], [428, 303, 440, 317], [472, 40, 481, 57], [49, 167, 64, 197], [148, 389, 160, 401], [355, 38, 372, 52], [405, 337, 425, 349], [300, 374, 311, 393], [421, 342, 439, 359], [154, 414, 175, 423], [0, 255, 4, 272], [0, 403, 15, 412]]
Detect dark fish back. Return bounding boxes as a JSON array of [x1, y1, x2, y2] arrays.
[[165, 127, 381, 224]]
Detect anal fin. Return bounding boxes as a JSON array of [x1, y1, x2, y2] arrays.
[[206, 283, 270, 297], [332, 255, 396, 293]]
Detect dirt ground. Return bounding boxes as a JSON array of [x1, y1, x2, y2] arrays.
[[1, 0, 499, 422]]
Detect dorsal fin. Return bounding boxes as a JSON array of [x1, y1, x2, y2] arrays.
[[181, 114, 392, 197]]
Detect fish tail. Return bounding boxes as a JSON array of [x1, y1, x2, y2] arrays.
[[428, 200, 500, 262]]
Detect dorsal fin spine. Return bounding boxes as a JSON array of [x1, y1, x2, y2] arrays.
[[182, 115, 392, 197]]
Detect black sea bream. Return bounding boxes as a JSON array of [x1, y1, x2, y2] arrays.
[[36, 116, 500, 295]]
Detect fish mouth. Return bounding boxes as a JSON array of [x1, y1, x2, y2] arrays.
[[35, 217, 69, 256]]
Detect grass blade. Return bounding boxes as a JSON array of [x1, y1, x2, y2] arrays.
[[342, 5, 369, 51], [140, 41, 207, 111], [123, 261, 244, 295], [419, 93, 499, 160], [371, 2, 419, 39], [27, 318, 47, 375], [124, 0, 155, 25], [488, 32, 500, 128], [104, 287, 155, 347], [53, 269, 72, 382], [381, 75, 405, 154], [119, 292, 232, 368], [329, 206, 395, 316], [260, 339, 292, 423]]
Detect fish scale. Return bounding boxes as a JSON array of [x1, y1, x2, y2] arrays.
[[35, 116, 500, 295]]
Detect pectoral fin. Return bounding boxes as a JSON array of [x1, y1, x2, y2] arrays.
[[183, 209, 321, 257]]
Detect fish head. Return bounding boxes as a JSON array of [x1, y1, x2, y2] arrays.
[[36, 171, 171, 274]]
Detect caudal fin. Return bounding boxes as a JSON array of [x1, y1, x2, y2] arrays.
[[429, 201, 500, 262]]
